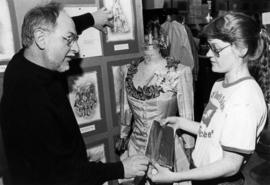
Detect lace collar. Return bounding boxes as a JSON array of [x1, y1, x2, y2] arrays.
[[125, 57, 180, 101]]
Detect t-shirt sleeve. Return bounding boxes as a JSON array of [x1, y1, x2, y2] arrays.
[[220, 103, 257, 155]]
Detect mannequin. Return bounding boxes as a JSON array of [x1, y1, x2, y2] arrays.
[[115, 28, 195, 185]]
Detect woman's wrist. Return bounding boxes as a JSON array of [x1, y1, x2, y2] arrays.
[[177, 117, 183, 130], [171, 171, 182, 182]]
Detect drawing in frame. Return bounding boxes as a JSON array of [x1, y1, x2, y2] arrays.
[[86, 139, 112, 185], [0, 0, 16, 62], [100, 0, 139, 56], [63, 4, 103, 58], [68, 66, 106, 135], [107, 58, 139, 127]]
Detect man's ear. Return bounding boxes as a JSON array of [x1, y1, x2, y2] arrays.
[[33, 29, 47, 50]]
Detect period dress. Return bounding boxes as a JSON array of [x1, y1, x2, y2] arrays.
[[119, 57, 194, 185]]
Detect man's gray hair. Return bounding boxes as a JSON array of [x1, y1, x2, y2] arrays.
[[21, 2, 63, 48]]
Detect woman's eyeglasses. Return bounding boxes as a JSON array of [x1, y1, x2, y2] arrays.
[[207, 42, 231, 57]]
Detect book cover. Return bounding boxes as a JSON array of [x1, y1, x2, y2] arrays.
[[145, 120, 174, 169]]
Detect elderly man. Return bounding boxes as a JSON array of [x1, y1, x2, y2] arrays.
[[0, 2, 148, 185]]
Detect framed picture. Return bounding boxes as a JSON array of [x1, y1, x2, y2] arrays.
[[107, 58, 138, 127], [64, 4, 103, 58], [0, 0, 15, 61], [101, 0, 139, 56], [86, 139, 111, 185], [68, 66, 106, 135]]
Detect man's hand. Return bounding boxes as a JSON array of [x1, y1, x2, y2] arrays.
[[122, 155, 149, 179], [91, 7, 113, 33]]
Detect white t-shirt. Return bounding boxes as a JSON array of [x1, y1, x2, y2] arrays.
[[192, 77, 267, 167]]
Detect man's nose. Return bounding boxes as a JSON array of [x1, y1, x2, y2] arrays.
[[71, 40, 80, 54]]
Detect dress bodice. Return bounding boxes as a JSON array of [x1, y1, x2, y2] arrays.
[[119, 57, 194, 185], [124, 57, 182, 153]]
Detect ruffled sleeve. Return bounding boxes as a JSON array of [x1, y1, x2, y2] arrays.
[[176, 64, 195, 148], [119, 64, 133, 139]]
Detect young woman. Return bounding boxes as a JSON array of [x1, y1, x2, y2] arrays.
[[148, 12, 270, 185]]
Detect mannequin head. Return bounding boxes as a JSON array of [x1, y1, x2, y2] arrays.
[[143, 25, 169, 60], [143, 33, 163, 61]]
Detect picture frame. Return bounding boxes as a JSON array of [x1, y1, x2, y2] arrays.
[[54, 0, 96, 3], [100, 0, 139, 56], [68, 66, 106, 135], [63, 4, 103, 58], [107, 58, 138, 127], [0, 0, 18, 62], [86, 139, 112, 185]]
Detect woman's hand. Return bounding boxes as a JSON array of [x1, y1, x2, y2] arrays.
[[147, 162, 177, 183], [161, 116, 200, 136], [160, 116, 181, 131]]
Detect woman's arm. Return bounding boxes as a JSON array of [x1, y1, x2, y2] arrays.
[[163, 116, 200, 136], [148, 150, 244, 183], [176, 151, 244, 181]]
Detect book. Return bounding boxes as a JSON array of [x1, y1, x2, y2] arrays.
[[145, 120, 175, 169]]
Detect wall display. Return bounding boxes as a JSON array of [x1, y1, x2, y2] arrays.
[[87, 142, 107, 163], [64, 4, 103, 58], [0, 0, 15, 61], [262, 12, 270, 25], [86, 139, 110, 185], [104, 0, 134, 42], [101, 0, 139, 55], [107, 58, 138, 126], [0, 65, 7, 73], [68, 66, 106, 135]]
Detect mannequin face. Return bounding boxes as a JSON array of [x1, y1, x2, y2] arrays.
[[144, 44, 160, 61]]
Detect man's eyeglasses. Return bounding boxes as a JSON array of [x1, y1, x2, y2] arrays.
[[207, 42, 231, 57], [62, 34, 79, 47]]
